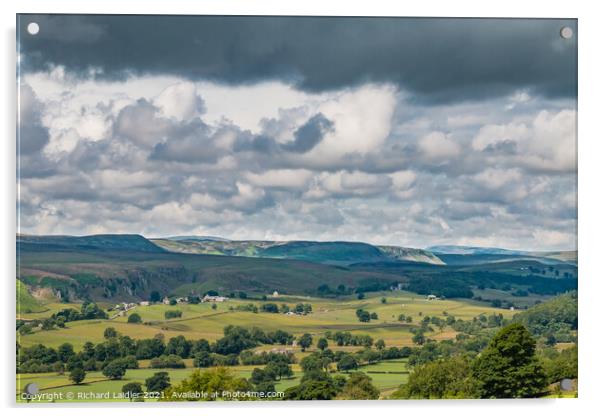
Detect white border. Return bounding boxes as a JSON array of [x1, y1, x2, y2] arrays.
[[2, 1, 601, 415]]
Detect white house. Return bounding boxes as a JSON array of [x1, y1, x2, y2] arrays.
[[139, 301, 150, 306], [162, 297, 170, 305], [202, 295, 228, 303], [272, 291, 279, 297], [426, 294, 438, 301]]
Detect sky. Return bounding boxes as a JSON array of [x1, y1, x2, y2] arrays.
[[16, 15, 577, 251]]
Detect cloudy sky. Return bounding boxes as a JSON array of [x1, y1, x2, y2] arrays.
[[17, 15, 577, 251]]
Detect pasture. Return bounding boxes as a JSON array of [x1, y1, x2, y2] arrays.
[[16, 359, 409, 402], [17, 291, 516, 350]]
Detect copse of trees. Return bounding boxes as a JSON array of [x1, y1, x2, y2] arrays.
[[325, 331, 374, 347], [392, 355, 476, 399], [17, 325, 297, 374], [127, 313, 142, 324], [337, 372, 380, 400], [512, 291, 577, 343], [150, 354, 186, 369], [394, 323, 555, 399], [18, 302, 108, 334], [164, 310, 182, 319], [539, 345, 577, 384], [356, 309, 371, 322], [260, 303, 279, 313], [160, 368, 254, 402], [145, 371, 171, 393]]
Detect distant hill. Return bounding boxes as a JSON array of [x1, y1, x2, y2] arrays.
[[17, 234, 165, 253], [428, 245, 576, 265], [16, 234, 577, 304], [167, 235, 231, 242], [151, 238, 445, 266], [428, 245, 527, 256]]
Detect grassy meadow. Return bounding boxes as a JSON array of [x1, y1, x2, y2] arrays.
[[17, 291, 515, 350], [16, 357, 410, 402], [16, 290, 518, 402]]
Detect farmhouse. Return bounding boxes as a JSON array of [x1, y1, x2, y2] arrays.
[[115, 302, 137, 311], [202, 295, 228, 302], [426, 294, 438, 301], [272, 291, 279, 297], [139, 301, 150, 306], [162, 297, 170, 305]]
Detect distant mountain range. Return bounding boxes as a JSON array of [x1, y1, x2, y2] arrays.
[[17, 234, 576, 266], [16, 233, 578, 304], [151, 237, 445, 266], [428, 245, 577, 265]]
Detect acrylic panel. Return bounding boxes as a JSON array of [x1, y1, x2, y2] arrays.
[[16, 14, 577, 403]]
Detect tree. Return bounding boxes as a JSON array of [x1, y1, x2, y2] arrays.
[[193, 351, 214, 368], [265, 361, 293, 380], [336, 354, 358, 371], [357, 293, 365, 300], [412, 331, 426, 345], [146, 371, 171, 392], [121, 382, 143, 401], [375, 339, 386, 351], [337, 372, 380, 400], [356, 309, 371, 322], [472, 323, 547, 398], [150, 291, 162, 303], [260, 303, 279, 313], [69, 367, 86, 385], [381, 297, 387, 304], [298, 333, 313, 352], [166, 335, 192, 358], [370, 312, 378, 320], [127, 313, 142, 324], [57, 343, 75, 362], [213, 326, 257, 355], [104, 327, 118, 339], [161, 368, 253, 402], [285, 372, 339, 400], [392, 356, 476, 399], [102, 360, 127, 380], [317, 338, 328, 351], [164, 310, 182, 319]]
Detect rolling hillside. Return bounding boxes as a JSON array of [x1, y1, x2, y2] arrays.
[[151, 238, 445, 266], [16, 234, 577, 306], [17, 234, 165, 253]]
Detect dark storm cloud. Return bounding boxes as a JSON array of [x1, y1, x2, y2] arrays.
[[18, 15, 577, 102], [18, 84, 49, 155], [282, 113, 333, 153]]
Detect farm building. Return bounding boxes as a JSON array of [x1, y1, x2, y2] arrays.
[[202, 295, 228, 302], [426, 294, 438, 301], [272, 291, 279, 297]]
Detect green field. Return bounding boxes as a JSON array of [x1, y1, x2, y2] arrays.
[[17, 291, 515, 350], [16, 290, 512, 402], [16, 358, 410, 403]]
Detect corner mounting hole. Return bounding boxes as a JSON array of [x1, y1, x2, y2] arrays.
[[560, 26, 573, 39], [27, 22, 40, 35]]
